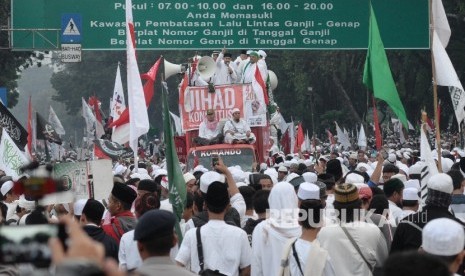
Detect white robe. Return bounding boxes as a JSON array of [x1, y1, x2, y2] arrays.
[[317, 222, 388, 276], [251, 182, 302, 276]]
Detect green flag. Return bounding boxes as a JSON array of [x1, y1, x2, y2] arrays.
[[363, 3, 408, 128], [162, 89, 187, 243]]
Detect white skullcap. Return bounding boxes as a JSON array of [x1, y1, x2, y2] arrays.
[[441, 158, 454, 173], [278, 165, 287, 173], [405, 179, 420, 191], [427, 173, 453, 194], [73, 199, 88, 216], [286, 172, 300, 182], [229, 167, 247, 183], [183, 172, 196, 184], [199, 171, 225, 193], [1, 180, 14, 196], [193, 165, 209, 173], [345, 173, 365, 184], [408, 163, 422, 175], [397, 164, 409, 175], [246, 50, 253, 55], [422, 218, 465, 256], [264, 168, 278, 179], [297, 182, 320, 200], [391, 173, 407, 183], [18, 195, 36, 211], [259, 163, 268, 171], [349, 153, 357, 160], [283, 161, 291, 168], [257, 50, 267, 58], [153, 169, 168, 179], [302, 172, 317, 184], [388, 153, 397, 163], [304, 159, 314, 167], [403, 187, 420, 201]]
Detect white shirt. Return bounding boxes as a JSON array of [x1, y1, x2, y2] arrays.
[[317, 222, 388, 276], [289, 239, 337, 276], [198, 120, 220, 139], [240, 62, 267, 84], [119, 230, 178, 271], [176, 220, 252, 276], [214, 53, 237, 85], [388, 200, 404, 226], [224, 119, 251, 137]]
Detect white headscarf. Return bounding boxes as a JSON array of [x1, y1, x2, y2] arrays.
[[266, 182, 301, 236]]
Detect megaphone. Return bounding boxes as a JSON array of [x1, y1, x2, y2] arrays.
[[197, 56, 216, 79], [268, 70, 278, 90], [164, 59, 186, 79]]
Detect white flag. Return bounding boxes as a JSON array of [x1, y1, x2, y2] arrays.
[[126, 0, 149, 154], [0, 129, 29, 178], [335, 122, 350, 150], [420, 125, 439, 204], [169, 111, 182, 136], [357, 124, 367, 149], [110, 64, 126, 121], [432, 31, 465, 125], [82, 98, 97, 139], [432, 0, 451, 48], [288, 122, 295, 154], [49, 106, 65, 135]]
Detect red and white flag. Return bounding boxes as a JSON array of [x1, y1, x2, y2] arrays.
[[110, 63, 126, 122], [126, 0, 149, 154]]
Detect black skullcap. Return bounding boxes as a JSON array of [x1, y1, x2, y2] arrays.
[[112, 183, 137, 205], [224, 52, 232, 58], [289, 176, 305, 188], [205, 181, 229, 209], [326, 159, 343, 182], [138, 179, 157, 193], [240, 50, 247, 55], [134, 209, 176, 241]]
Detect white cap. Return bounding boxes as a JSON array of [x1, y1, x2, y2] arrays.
[[304, 159, 314, 167], [259, 163, 268, 171], [73, 199, 88, 216], [403, 187, 420, 201], [286, 172, 300, 182], [232, 107, 240, 114], [183, 172, 196, 184], [264, 168, 278, 180], [257, 50, 267, 58], [397, 164, 409, 175], [297, 182, 320, 200], [153, 169, 168, 179], [427, 173, 453, 194], [349, 153, 357, 160], [405, 179, 420, 191], [229, 167, 247, 183], [193, 165, 209, 173], [391, 173, 407, 183], [388, 153, 397, 163], [302, 172, 317, 184], [345, 173, 365, 184], [408, 163, 422, 175], [278, 165, 287, 173], [199, 171, 225, 193], [441, 158, 454, 173], [246, 50, 253, 55], [18, 195, 36, 211], [422, 218, 465, 256], [1, 180, 14, 196]]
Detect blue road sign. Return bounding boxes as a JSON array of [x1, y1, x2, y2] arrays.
[[0, 87, 7, 106], [61, 13, 82, 43]]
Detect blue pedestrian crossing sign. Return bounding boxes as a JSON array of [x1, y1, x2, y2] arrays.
[[61, 13, 82, 43]]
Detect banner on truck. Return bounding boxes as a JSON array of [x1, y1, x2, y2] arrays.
[[179, 84, 266, 131]]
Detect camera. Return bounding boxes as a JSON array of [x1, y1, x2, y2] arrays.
[[0, 223, 68, 267]]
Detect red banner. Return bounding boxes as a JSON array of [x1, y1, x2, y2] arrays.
[[174, 136, 187, 163], [179, 83, 266, 131]]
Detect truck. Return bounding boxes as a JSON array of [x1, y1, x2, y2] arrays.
[[176, 83, 270, 172]]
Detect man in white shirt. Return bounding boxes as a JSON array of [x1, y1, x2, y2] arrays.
[[383, 178, 405, 226], [1, 180, 19, 223], [214, 50, 237, 85], [318, 184, 388, 276], [194, 109, 223, 146], [176, 181, 251, 275], [224, 107, 256, 144]]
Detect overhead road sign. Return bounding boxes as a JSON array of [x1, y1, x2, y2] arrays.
[[61, 13, 82, 43], [11, 0, 429, 50]]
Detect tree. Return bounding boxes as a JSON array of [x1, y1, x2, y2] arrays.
[[0, 0, 44, 108]]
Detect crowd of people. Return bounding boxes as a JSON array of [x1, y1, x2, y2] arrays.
[[0, 138, 465, 275]]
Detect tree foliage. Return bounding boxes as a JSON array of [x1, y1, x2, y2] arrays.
[[0, 0, 44, 108]]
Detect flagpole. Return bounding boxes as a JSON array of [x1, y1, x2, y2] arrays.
[[430, 0, 442, 172]]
